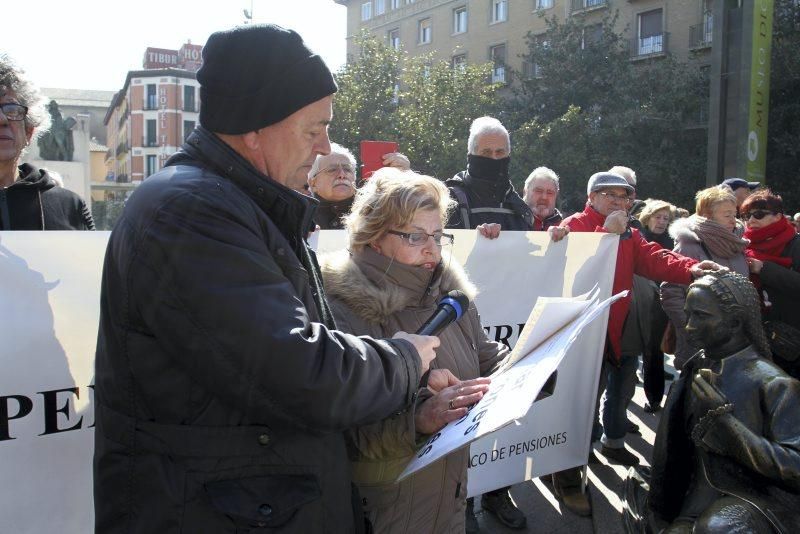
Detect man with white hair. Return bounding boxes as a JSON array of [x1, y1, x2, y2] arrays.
[[523, 166, 563, 230], [307, 143, 409, 229], [446, 116, 533, 239], [449, 116, 529, 531]]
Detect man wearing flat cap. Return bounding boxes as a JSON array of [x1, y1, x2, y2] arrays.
[[547, 172, 723, 516], [93, 24, 439, 533]]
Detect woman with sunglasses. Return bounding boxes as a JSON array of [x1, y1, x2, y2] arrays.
[[320, 168, 508, 533], [661, 186, 749, 371], [742, 189, 800, 378]]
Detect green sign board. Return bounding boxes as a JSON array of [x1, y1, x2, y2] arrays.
[[746, 0, 774, 182]]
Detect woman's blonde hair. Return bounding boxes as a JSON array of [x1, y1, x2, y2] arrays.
[[695, 186, 737, 218], [345, 168, 455, 251], [637, 198, 674, 228]]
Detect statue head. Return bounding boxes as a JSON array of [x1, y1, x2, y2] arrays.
[[684, 271, 771, 360]]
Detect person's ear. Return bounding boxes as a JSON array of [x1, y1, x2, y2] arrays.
[[241, 131, 260, 151], [25, 125, 34, 145]]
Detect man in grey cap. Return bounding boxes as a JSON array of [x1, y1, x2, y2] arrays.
[[93, 24, 439, 533], [721, 177, 760, 211], [547, 172, 722, 516]]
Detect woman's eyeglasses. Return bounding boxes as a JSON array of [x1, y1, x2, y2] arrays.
[[743, 209, 777, 220], [387, 230, 454, 247]]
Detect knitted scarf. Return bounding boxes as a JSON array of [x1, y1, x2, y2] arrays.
[[744, 217, 795, 268], [691, 216, 749, 259]]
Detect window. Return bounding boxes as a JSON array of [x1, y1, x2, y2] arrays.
[[582, 24, 603, 49], [388, 28, 401, 50], [145, 120, 157, 147], [375, 0, 385, 15], [491, 0, 507, 23], [183, 86, 196, 112], [453, 7, 467, 34], [418, 18, 432, 44], [637, 9, 664, 55], [703, 0, 714, 43], [361, 2, 372, 21], [490, 44, 507, 84], [536, 0, 553, 9], [183, 120, 196, 142], [391, 0, 401, 8], [145, 84, 157, 110], [452, 54, 467, 71], [146, 155, 158, 178]]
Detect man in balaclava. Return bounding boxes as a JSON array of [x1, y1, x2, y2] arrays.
[[445, 116, 533, 236], [447, 116, 530, 532]]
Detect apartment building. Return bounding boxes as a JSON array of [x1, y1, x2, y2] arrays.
[[335, 0, 714, 84], [103, 41, 202, 186]]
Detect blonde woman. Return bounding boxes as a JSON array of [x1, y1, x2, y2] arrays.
[[661, 186, 749, 370], [637, 199, 675, 250], [320, 168, 509, 533]]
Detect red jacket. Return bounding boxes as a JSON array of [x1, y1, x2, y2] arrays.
[[562, 206, 697, 363]]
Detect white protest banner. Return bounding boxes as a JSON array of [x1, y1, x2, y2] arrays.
[[317, 229, 619, 496], [1, 229, 617, 531]]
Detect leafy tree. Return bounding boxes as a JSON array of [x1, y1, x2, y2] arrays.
[[766, 0, 800, 209], [330, 33, 500, 181], [509, 13, 709, 212]]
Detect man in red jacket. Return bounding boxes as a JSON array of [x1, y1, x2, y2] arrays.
[[548, 172, 722, 515]]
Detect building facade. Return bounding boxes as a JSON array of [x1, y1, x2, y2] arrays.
[[335, 0, 714, 83], [103, 42, 203, 187]]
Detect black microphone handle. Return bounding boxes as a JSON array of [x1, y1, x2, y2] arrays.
[[416, 307, 457, 336]]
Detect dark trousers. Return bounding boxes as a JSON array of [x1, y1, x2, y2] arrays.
[[642, 300, 670, 409]]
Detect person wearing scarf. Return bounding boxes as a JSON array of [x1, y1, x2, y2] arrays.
[[661, 186, 749, 371], [743, 190, 800, 376], [445, 117, 533, 237], [638, 199, 675, 250]]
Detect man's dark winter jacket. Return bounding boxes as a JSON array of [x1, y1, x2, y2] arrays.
[[445, 171, 533, 231], [0, 163, 94, 230], [93, 127, 422, 533]]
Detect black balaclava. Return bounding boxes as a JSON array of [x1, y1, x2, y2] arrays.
[[464, 154, 511, 201]]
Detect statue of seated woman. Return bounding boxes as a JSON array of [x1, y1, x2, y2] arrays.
[[647, 271, 800, 533]]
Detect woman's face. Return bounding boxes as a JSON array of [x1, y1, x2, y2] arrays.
[[709, 201, 737, 232], [744, 208, 783, 230], [646, 209, 671, 235], [370, 208, 443, 270]]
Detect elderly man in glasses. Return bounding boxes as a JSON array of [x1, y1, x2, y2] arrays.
[[0, 55, 93, 230], [307, 142, 409, 229], [547, 172, 724, 517]]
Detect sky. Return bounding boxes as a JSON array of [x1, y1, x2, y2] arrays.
[[4, 0, 348, 92]]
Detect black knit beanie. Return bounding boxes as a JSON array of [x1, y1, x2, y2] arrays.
[[197, 24, 337, 134]]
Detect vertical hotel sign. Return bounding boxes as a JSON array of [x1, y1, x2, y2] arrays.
[[746, 0, 774, 181]]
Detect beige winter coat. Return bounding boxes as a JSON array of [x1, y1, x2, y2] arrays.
[[320, 246, 509, 534]]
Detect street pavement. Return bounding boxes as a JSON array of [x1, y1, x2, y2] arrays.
[[472, 358, 673, 534]]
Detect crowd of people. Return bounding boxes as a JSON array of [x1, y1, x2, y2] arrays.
[[2, 22, 800, 534]]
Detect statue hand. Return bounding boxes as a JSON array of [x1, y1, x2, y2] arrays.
[[690, 369, 729, 415]]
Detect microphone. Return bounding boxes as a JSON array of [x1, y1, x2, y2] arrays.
[[416, 290, 470, 336]]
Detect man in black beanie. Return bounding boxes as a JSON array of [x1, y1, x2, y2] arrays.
[[93, 24, 439, 534]]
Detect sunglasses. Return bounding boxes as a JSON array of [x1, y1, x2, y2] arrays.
[[743, 209, 777, 220]]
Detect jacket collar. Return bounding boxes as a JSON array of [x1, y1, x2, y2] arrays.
[[169, 127, 317, 248], [582, 204, 607, 227], [319, 246, 477, 324]]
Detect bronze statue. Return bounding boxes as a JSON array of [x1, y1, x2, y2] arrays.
[[652, 272, 800, 532], [626, 271, 800, 533], [37, 100, 75, 161]]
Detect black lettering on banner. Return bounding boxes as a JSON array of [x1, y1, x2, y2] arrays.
[[494, 325, 514, 348], [39, 388, 83, 435], [417, 431, 442, 458], [0, 395, 33, 441]]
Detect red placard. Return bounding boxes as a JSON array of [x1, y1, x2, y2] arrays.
[[360, 140, 399, 180]]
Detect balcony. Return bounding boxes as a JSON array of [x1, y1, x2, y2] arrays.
[[491, 66, 506, 85], [116, 173, 130, 184], [115, 141, 129, 155], [689, 20, 713, 49], [117, 109, 129, 128], [143, 137, 159, 147], [571, 0, 608, 14], [143, 97, 158, 110], [630, 32, 669, 59]]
